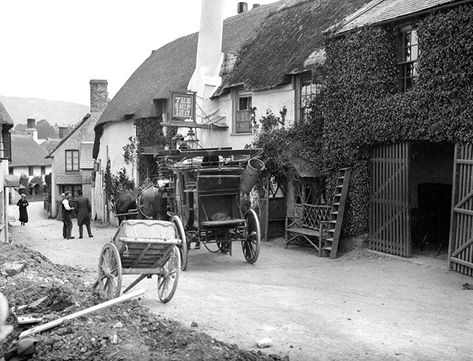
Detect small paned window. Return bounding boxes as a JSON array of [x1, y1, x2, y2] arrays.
[[41, 166, 46, 175], [398, 28, 419, 92], [300, 78, 324, 122], [65, 150, 79, 172], [235, 95, 252, 134], [59, 184, 82, 198], [28, 166, 34, 176]]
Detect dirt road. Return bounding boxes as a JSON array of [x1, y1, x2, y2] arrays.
[[8, 202, 473, 361]]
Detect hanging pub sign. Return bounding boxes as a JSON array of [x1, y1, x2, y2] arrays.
[[171, 91, 196, 121]]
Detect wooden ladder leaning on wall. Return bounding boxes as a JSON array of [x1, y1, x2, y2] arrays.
[[321, 167, 351, 259]]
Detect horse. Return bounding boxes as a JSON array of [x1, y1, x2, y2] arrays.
[[115, 190, 137, 225], [115, 186, 167, 224], [136, 186, 168, 221]]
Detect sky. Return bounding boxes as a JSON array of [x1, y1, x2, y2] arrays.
[[0, 0, 278, 105]]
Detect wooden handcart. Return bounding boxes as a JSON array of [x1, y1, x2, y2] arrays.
[[95, 218, 184, 303]]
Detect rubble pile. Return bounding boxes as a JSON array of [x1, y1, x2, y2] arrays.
[[0, 244, 287, 361]]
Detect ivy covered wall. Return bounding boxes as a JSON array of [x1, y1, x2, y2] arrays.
[[134, 117, 176, 183], [321, 4, 473, 236]]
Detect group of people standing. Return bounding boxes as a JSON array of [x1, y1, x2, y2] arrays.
[[61, 191, 93, 239], [16, 190, 93, 239]]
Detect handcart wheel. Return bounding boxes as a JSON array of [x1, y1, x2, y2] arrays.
[[172, 215, 188, 271], [157, 245, 181, 303], [242, 209, 261, 264], [96, 243, 122, 299]]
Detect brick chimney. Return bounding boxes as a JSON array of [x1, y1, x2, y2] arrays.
[[26, 118, 36, 129], [89, 79, 108, 113], [25, 118, 40, 143], [237, 2, 248, 13]]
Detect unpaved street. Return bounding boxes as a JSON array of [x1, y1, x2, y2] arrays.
[[8, 202, 473, 361]]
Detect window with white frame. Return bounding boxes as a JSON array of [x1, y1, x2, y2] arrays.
[[235, 95, 252, 134], [300, 77, 324, 122], [397, 27, 419, 92]]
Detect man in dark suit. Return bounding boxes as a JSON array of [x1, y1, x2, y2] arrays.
[[75, 190, 93, 238]]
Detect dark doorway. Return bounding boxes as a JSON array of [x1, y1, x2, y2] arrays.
[[410, 142, 454, 257]]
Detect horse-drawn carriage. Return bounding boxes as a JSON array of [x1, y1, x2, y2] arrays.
[[153, 148, 264, 270]]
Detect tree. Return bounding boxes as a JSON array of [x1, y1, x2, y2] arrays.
[[36, 119, 58, 139]]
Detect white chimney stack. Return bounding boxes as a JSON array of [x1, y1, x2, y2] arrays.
[[188, 0, 225, 96]]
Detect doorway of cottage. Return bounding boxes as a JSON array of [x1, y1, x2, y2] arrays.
[[369, 142, 454, 259]]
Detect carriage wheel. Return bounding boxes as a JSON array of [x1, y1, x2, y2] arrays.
[[157, 246, 181, 303], [217, 242, 230, 253], [242, 209, 261, 264], [96, 243, 122, 299], [172, 215, 188, 271]]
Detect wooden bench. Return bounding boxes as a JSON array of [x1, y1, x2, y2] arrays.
[[285, 203, 331, 255]]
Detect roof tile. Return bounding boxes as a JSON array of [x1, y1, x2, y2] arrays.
[[335, 0, 459, 34]]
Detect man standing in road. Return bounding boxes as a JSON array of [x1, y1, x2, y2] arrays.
[[62, 192, 74, 239], [75, 190, 93, 239]]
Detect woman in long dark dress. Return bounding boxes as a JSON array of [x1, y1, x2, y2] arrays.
[[17, 194, 29, 226]]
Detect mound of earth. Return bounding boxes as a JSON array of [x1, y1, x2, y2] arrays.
[[0, 244, 287, 361]]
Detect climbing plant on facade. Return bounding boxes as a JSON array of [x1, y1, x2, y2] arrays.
[[320, 4, 473, 236]]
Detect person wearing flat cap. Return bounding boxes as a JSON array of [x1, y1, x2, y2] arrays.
[[172, 133, 189, 150], [62, 192, 75, 239]]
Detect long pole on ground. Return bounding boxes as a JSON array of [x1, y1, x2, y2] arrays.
[[19, 288, 145, 339]]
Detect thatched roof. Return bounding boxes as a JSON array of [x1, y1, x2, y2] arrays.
[[93, 3, 280, 158], [10, 135, 51, 167], [0, 101, 14, 130], [218, 0, 370, 93], [334, 0, 460, 34]]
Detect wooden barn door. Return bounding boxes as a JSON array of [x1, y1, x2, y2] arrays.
[[449, 144, 473, 276], [369, 143, 411, 257]]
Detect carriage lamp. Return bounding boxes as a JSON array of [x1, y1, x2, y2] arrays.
[[184, 128, 200, 150]]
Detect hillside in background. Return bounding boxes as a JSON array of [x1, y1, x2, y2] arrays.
[[0, 95, 88, 126]]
